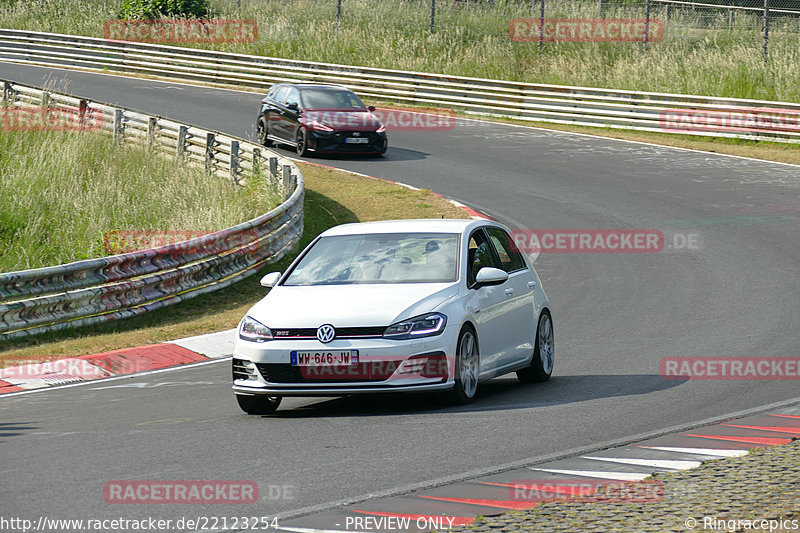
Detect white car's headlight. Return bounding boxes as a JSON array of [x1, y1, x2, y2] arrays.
[[239, 316, 273, 342], [384, 313, 447, 340]]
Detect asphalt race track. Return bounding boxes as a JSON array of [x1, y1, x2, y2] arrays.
[[1, 62, 799, 526]]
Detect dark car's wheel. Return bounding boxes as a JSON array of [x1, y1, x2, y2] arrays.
[[517, 310, 554, 383], [236, 394, 282, 415], [295, 127, 309, 156], [446, 326, 479, 405], [256, 116, 272, 147]]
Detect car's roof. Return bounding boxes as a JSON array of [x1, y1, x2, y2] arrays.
[[275, 83, 351, 92], [320, 219, 501, 237]]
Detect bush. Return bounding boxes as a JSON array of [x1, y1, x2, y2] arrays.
[[118, 0, 210, 20]]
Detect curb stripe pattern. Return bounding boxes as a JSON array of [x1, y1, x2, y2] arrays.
[[275, 409, 800, 532]]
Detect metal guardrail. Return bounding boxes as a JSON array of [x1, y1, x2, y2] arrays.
[[1, 28, 800, 143], [0, 79, 304, 340]]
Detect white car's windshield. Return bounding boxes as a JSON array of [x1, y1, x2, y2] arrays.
[[283, 233, 459, 285]]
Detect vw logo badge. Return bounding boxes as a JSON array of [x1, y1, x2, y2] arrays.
[[317, 324, 335, 343]]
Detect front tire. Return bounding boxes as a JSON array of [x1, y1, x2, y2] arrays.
[[256, 116, 273, 147], [517, 310, 554, 383], [295, 127, 309, 156], [446, 326, 479, 405], [236, 394, 282, 415]]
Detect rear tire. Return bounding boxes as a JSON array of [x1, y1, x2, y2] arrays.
[[445, 326, 479, 405], [236, 394, 282, 415], [257, 116, 273, 147], [517, 311, 554, 383]]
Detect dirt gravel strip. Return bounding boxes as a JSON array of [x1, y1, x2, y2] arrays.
[[448, 439, 799, 533]]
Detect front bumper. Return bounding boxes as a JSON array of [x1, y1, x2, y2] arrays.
[[232, 332, 456, 396], [308, 130, 387, 154]]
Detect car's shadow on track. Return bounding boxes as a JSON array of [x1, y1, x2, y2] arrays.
[[263, 374, 686, 418], [0, 421, 38, 440], [266, 145, 430, 163]]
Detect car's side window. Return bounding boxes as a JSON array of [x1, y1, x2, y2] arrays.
[[272, 86, 289, 104], [486, 227, 527, 273], [467, 230, 500, 287], [286, 88, 300, 108]]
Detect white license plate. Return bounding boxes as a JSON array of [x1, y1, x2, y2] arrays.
[[345, 137, 369, 144], [290, 350, 359, 366]]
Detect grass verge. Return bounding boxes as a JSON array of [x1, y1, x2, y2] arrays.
[[0, 130, 280, 272], [0, 161, 468, 366]]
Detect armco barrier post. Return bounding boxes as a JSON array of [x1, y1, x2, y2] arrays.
[[147, 117, 158, 149], [763, 0, 770, 60], [230, 140, 240, 185], [3, 81, 14, 105], [252, 148, 261, 176], [40, 91, 50, 108], [269, 156, 278, 188], [113, 109, 124, 143], [205, 132, 216, 174], [282, 165, 292, 201], [177, 125, 187, 159], [79, 99, 88, 127]]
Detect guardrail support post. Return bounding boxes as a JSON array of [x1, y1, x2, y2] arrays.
[[205, 133, 216, 174], [282, 165, 292, 200], [230, 140, 240, 184], [252, 148, 261, 176], [147, 117, 158, 150], [763, 0, 770, 61], [177, 125, 187, 159], [113, 109, 124, 143], [269, 156, 278, 187], [2, 81, 12, 105], [41, 92, 50, 109]]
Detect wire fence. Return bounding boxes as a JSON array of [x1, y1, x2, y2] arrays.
[[216, 0, 800, 57]]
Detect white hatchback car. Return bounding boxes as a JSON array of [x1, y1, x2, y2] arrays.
[[232, 219, 553, 414]]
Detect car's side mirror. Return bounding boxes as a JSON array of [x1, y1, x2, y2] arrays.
[[260, 271, 282, 288], [367, 105, 376, 112], [474, 267, 508, 288], [287, 102, 299, 111]]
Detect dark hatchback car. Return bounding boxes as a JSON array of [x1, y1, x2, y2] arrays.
[[256, 83, 387, 156]]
